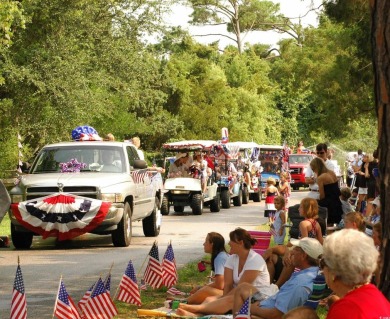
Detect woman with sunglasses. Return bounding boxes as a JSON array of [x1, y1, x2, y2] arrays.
[[310, 157, 343, 225], [321, 229, 390, 318]]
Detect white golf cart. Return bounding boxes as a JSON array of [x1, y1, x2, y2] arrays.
[[161, 140, 221, 215]]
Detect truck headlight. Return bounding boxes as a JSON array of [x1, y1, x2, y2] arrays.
[[101, 194, 123, 203], [11, 194, 24, 203]]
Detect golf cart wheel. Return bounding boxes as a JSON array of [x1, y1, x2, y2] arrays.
[[221, 189, 230, 209], [210, 193, 221, 213], [191, 194, 203, 215]]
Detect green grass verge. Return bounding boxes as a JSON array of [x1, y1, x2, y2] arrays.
[[0, 214, 11, 236], [1, 217, 327, 318], [113, 226, 328, 318]]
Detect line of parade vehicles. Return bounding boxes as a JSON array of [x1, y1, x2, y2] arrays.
[[161, 140, 294, 216], [6, 137, 314, 249]]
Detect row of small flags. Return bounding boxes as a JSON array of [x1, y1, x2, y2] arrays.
[[10, 241, 178, 319]]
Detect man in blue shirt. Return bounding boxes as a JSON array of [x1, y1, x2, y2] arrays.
[[232, 237, 323, 318]]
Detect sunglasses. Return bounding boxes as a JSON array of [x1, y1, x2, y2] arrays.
[[316, 151, 325, 155], [319, 257, 328, 271]]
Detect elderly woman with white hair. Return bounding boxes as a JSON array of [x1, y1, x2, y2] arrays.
[[321, 229, 390, 318]]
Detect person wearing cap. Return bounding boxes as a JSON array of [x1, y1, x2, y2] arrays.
[[168, 153, 192, 178], [305, 143, 337, 200], [321, 229, 390, 318], [232, 237, 323, 318]]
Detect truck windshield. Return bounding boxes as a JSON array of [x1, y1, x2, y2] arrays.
[[288, 155, 312, 164], [31, 145, 125, 173]]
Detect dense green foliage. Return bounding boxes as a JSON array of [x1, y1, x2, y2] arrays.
[[0, 0, 377, 174]]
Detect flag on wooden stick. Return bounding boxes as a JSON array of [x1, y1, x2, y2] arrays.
[[116, 260, 141, 306], [54, 279, 80, 319], [162, 242, 177, 288], [10, 263, 27, 319], [83, 278, 117, 319], [143, 242, 163, 289]]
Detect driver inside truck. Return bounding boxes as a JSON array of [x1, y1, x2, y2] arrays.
[[101, 151, 121, 172]]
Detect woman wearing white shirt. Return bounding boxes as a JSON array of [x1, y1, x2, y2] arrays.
[[177, 228, 274, 316]]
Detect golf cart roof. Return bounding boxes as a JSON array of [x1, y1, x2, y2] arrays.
[[226, 142, 260, 150], [162, 140, 217, 152], [258, 144, 283, 150]]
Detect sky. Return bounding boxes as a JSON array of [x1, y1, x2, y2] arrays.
[[164, 0, 323, 49]]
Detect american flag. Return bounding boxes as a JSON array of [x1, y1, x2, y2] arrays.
[[235, 296, 251, 319], [117, 261, 141, 306], [143, 242, 163, 289], [82, 278, 117, 319], [103, 273, 111, 295], [131, 170, 148, 184], [10, 265, 27, 319], [162, 243, 177, 288], [78, 282, 95, 311], [54, 280, 80, 319], [166, 287, 187, 296]]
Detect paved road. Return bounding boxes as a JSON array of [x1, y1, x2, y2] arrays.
[[0, 190, 308, 318]]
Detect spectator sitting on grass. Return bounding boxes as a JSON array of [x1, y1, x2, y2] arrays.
[[232, 237, 323, 319]]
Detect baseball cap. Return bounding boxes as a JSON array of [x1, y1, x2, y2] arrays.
[[370, 196, 380, 207], [290, 237, 323, 259]]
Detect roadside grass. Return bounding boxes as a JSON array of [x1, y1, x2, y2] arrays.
[[114, 259, 210, 318], [1, 217, 327, 318], [0, 214, 11, 236], [114, 224, 328, 319]]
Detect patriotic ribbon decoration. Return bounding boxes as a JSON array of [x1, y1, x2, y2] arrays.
[[10, 193, 111, 241]]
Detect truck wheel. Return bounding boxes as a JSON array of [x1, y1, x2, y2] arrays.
[[292, 185, 299, 190], [112, 202, 132, 247], [11, 224, 33, 249], [191, 194, 203, 215], [174, 206, 184, 213], [143, 197, 161, 237], [210, 193, 221, 213], [233, 189, 242, 206], [161, 195, 170, 216], [221, 189, 230, 209], [252, 190, 261, 202]]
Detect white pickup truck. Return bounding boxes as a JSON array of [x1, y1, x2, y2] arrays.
[[8, 141, 163, 249]]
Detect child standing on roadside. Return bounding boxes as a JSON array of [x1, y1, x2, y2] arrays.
[[278, 172, 291, 213], [270, 196, 286, 245], [264, 177, 279, 223]]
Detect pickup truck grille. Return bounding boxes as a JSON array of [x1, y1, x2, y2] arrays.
[[26, 186, 99, 200], [290, 168, 301, 174]]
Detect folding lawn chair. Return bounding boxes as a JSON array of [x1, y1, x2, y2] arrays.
[[248, 230, 272, 256]]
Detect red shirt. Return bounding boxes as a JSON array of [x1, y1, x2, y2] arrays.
[[327, 284, 390, 319]]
